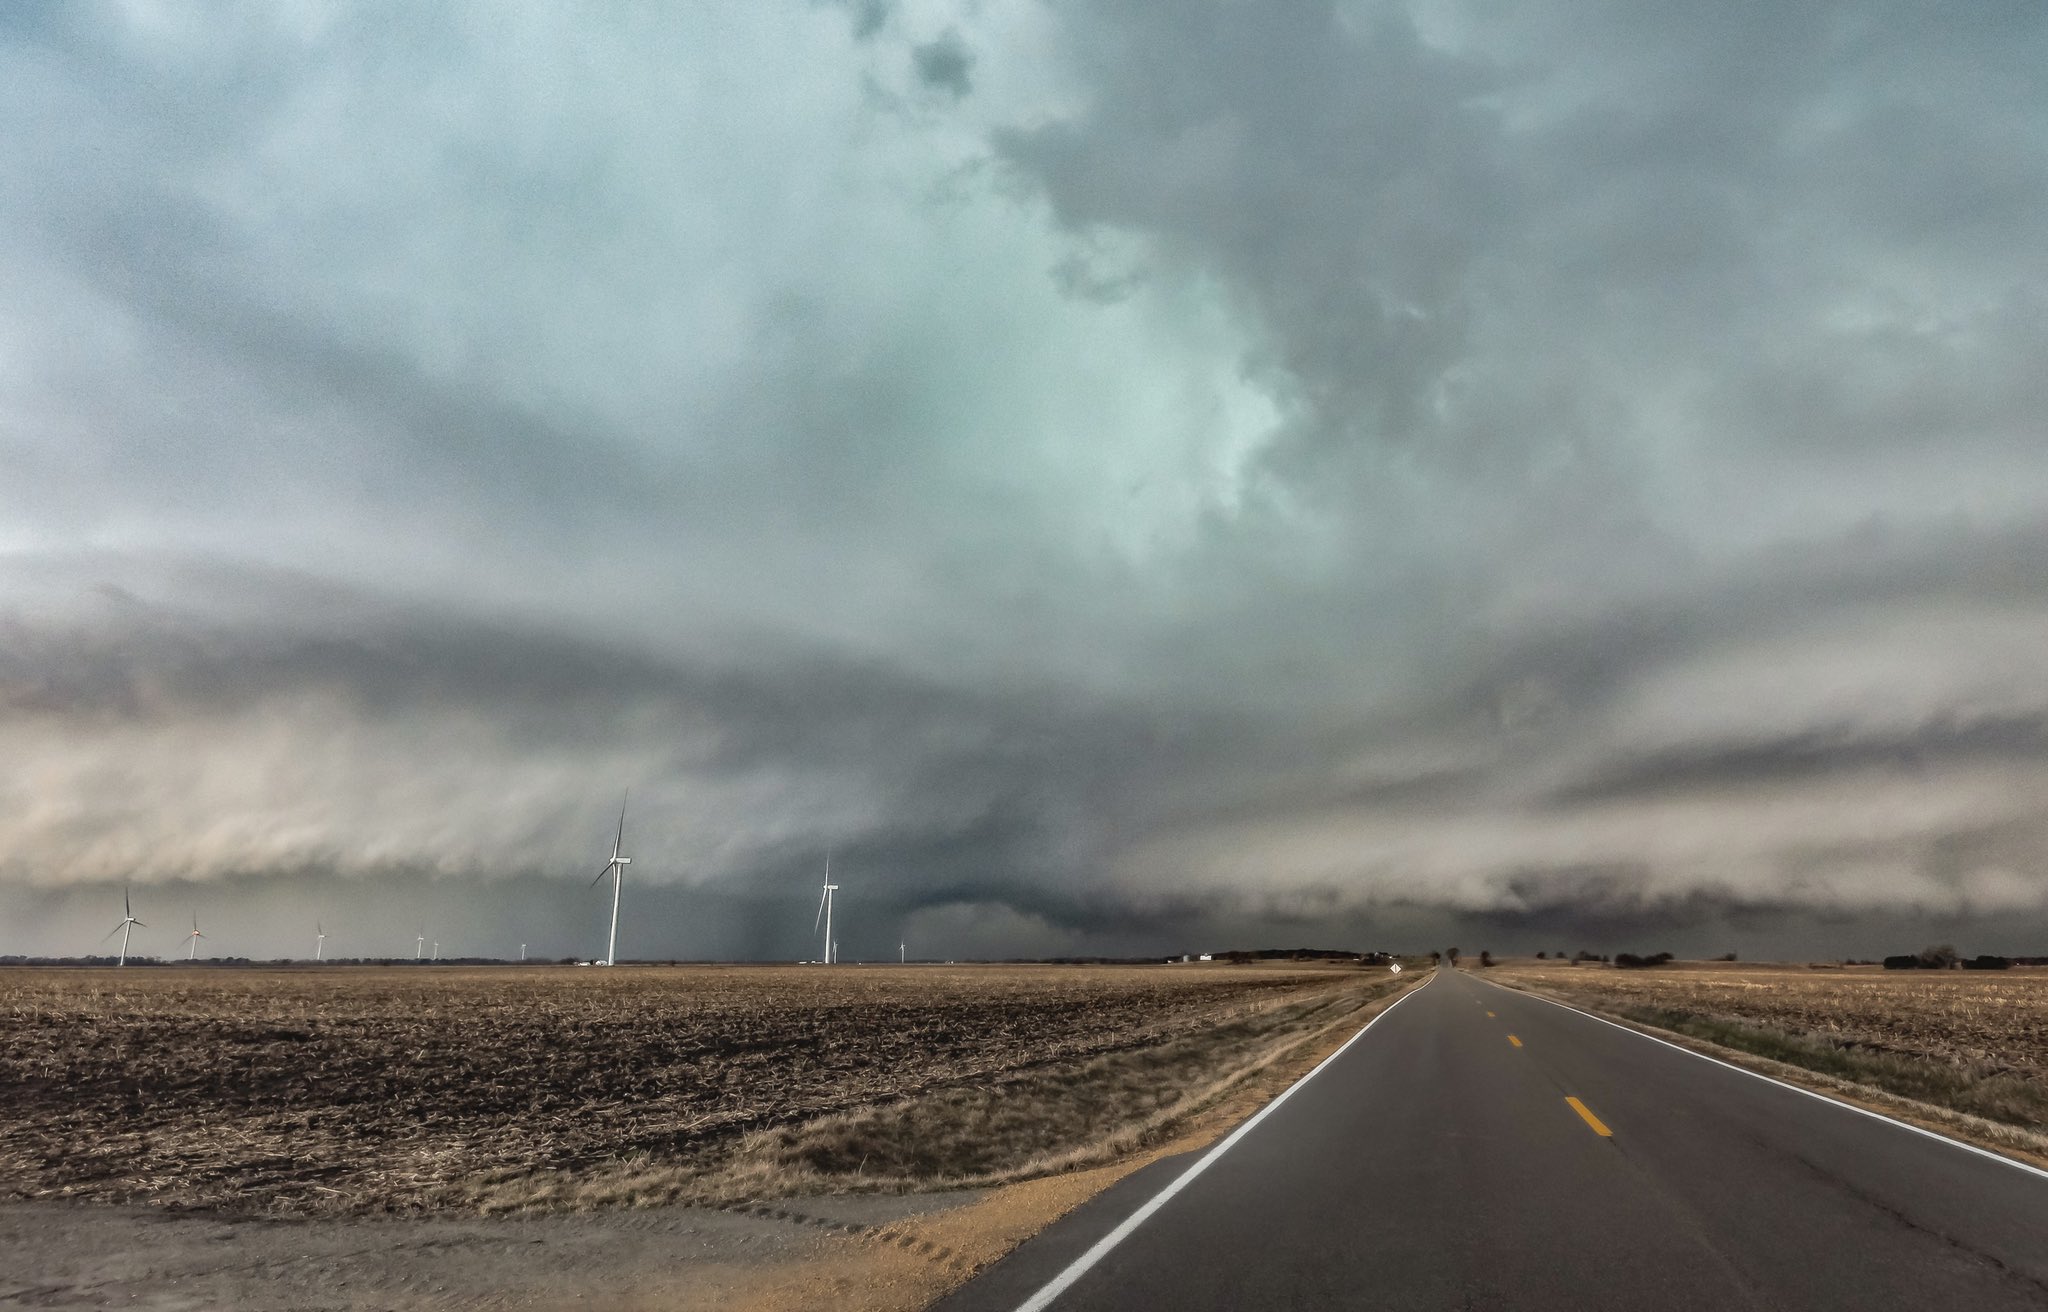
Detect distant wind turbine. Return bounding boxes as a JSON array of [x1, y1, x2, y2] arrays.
[[315, 920, 326, 962], [588, 792, 631, 967], [186, 911, 205, 960], [814, 854, 838, 964], [432, 941, 439, 961], [103, 888, 145, 967], [415, 927, 425, 961]]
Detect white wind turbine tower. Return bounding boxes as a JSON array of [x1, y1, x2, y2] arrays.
[[813, 853, 838, 964], [104, 888, 145, 967], [588, 792, 631, 967], [185, 912, 205, 961], [415, 927, 426, 961], [315, 921, 326, 962]]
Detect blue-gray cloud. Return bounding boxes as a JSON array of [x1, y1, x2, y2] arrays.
[[3, 1, 2048, 958]]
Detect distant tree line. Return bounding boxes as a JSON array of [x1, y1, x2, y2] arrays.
[[1883, 944, 2015, 970], [1037, 949, 1384, 966]]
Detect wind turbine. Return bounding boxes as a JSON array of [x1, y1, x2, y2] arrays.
[[315, 920, 326, 962], [588, 792, 631, 967], [103, 888, 145, 967], [813, 853, 838, 964], [415, 927, 425, 961], [185, 912, 205, 961]]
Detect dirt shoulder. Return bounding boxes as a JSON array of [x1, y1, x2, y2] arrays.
[[0, 1192, 946, 1311]]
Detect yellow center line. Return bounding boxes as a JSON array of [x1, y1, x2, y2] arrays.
[[1565, 1096, 1613, 1137], [1508, 1034, 1523, 1047]]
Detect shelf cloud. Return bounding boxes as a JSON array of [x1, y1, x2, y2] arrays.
[[4, 2, 2047, 958]]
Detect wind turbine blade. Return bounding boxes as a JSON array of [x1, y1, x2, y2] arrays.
[[102, 923, 124, 943], [591, 861, 614, 888], [133, 920, 146, 928], [125, 888, 132, 918], [814, 886, 828, 933], [616, 790, 629, 854]]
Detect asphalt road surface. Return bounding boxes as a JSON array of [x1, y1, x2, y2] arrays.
[[935, 967, 2048, 1311]]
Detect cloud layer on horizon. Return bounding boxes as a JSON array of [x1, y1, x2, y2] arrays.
[[4, 1, 2047, 956]]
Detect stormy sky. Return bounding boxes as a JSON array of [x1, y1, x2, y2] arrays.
[[5, 1, 2048, 962]]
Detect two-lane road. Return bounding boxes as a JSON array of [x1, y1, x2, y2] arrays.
[[938, 968, 2048, 1310]]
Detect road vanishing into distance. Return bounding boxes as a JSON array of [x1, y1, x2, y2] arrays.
[[937, 967, 2048, 1311]]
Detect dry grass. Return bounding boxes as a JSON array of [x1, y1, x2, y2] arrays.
[[0, 963, 1401, 1216], [1488, 961, 2048, 1131]]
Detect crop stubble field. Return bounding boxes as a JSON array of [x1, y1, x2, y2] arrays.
[[0, 963, 1399, 1216], [1490, 961, 2048, 1134]]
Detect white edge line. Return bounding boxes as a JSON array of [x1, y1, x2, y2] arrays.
[[1010, 973, 1433, 1312], [1477, 975, 2048, 1184]]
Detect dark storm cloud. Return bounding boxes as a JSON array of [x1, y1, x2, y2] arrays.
[[997, 2, 1512, 477], [4, 2, 2048, 957], [819, 0, 895, 42], [1448, 867, 1779, 943], [4, 555, 1446, 953], [912, 32, 975, 97], [1546, 713, 2048, 808], [997, 0, 2048, 518]]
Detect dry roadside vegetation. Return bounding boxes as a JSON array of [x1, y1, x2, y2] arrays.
[[0, 963, 1409, 1216], [1488, 960, 2048, 1134]]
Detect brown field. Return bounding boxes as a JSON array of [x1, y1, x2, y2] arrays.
[[1487, 960, 2048, 1133], [0, 962, 1404, 1217]]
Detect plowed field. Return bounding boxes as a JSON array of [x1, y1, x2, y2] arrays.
[[0, 963, 1381, 1214]]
